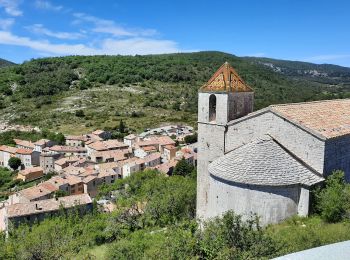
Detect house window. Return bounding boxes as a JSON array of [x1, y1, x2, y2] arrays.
[[209, 94, 216, 122]]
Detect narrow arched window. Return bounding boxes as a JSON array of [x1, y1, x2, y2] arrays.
[[209, 94, 216, 122]]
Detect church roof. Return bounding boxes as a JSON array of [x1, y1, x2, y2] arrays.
[[270, 99, 350, 139], [200, 62, 253, 93], [208, 135, 324, 187]]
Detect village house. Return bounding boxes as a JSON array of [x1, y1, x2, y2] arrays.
[[16, 148, 33, 168], [65, 135, 85, 147], [0, 145, 17, 168], [8, 181, 59, 204], [47, 145, 87, 157], [143, 152, 161, 168], [163, 144, 177, 162], [34, 139, 55, 153], [13, 139, 34, 150], [40, 152, 61, 174], [176, 148, 197, 166], [153, 160, 177, 175], [123, 134, 138, 147], [17, 167, 44, 182], [0, 194, 93, 232], [86, 139, 128, 156], [133, 145, 157, 158], [91, 129, 111, 140], [54, 156, 81, 172], [90, 149, 129, 163]]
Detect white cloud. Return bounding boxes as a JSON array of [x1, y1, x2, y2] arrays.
[[34, 0, 62, 11], [73, 13, 157, 37], [305, 54, 350, 62], [26, 24, 84, 40], [0, 30, 183, 56], [0, 0, 22, 16], [0, 18, 14, 30], [0, 30, 97, 55], [101, 38, 180, 55]]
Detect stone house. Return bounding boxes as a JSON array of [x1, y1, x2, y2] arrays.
[[134, 145, 157, 158], [47, 145, 87, 157], [163, 144, 177, 161], [8, 181, 59, 204], [13, 139, 35, 150], [86, 140, 128, 156], [16, 148, 33, 168], [0, 145, 17, 168], [65, 135, 85, 147], [124, 134, 138, 147], [0, 194, 92, 232], [17, 167, 44, 182], [90, 149, 128, 163], [92, 129, 111, 140], [144, 152, 162, 168], [40, 152, 62, 174], [197, 62, 334, 225], [34, 139, 55, 153]]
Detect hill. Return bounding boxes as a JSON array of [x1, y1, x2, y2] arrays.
[[0, 51, 349, 134], [0, 58, 15, 68]]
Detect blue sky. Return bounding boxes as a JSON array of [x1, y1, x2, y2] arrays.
[[0, 0, 349, 67]]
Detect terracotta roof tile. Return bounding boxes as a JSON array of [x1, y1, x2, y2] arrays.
[[271, 99, 350, 139]]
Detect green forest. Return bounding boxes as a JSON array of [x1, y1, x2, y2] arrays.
[[0, 52, 350, 134], [1, 167, 350, 259]]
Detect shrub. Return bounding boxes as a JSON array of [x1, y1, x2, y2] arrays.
[[75, 109, 85, 117], [315, 170, 350, 222], [8, 157, 21, 171], [173, 158, 194, 177], [184, 133, 197, 144]]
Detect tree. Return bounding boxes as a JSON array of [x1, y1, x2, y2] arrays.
[[8, 157, 21, 171], [173, 158, 194, 177], [75, 109, 85, 117], [119, 119, 126, 133], [184, 133, 197, 144], [54, 133, 66, 145], [316, 170, 350, 222]]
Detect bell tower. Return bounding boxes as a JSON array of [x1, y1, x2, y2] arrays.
[[196, 62, 254, 220]]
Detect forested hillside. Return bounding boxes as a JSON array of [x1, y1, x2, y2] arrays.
[[0, 58, 15, 68], [0, 52, 349, 134]]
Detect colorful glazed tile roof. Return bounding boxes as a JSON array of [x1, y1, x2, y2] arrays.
[[200, 62, 253, 93]]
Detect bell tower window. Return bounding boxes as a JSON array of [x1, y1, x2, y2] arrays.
[[209, 94, 216, 122]]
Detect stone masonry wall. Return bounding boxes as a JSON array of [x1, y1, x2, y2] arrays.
[[207, 175, 301, 225], [324, 136, 350, 181], [225, 111, 326, 174]]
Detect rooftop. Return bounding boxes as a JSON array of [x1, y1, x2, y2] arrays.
[[34, 139, 51, 146], [14, 139, 35, 149], [200, 62, 253, 93], [18, 167, 43, 176], [88, 140, 128, 151], [209, 135, 324, 187], [65, 135, 84, 141], [0, 145, 17, 154], [16, 148, 33, 155], [19, 182, 58, 200], [6, 194, 92, 218], [50, 145, 87, 153], [271, 99, 350, 139]]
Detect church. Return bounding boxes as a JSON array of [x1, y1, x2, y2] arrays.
[[197, 62, 350, 225]]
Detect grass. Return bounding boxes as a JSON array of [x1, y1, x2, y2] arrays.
[[267, 215, 350, 256], [4, 83, 197, 135], [74, 244, 109, 260]]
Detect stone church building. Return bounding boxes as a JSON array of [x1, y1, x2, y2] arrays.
[[197, 62, 350, 225]]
